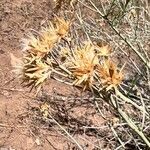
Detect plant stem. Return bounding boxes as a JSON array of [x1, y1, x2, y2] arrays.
[[89, 0, 150, 69], [110, 96, 150, 148], [114, 87, 147, 114], [48, 114, 84, 150]]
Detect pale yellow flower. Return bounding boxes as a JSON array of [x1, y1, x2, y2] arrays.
[[98, 59, 124, 90], [55, 17, 70, 37], [22, 17, 70, 57], [64, 42, 99, 90], [22, 54, 52, 92], [95, 45, 112, 57]]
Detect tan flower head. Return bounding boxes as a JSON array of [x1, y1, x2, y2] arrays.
[[98, 59, 124, 90], [22, 31, 59, 57], [55, 17, 70, 37], [22, 54, 52, 92], [65, 42, 99, 90], [10, 52, 52, 92], [41, 21, 60, 47], [95, 44, 112, 57], [22, 17, 70, 57]]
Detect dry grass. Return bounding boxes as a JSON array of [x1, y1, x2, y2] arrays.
[[11, 0, 150, 149]]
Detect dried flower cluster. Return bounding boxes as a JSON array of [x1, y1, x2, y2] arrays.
[[11, 17, 70, 91], [60, 42, 124, 90], [22, 17, 70, 57], [11, 17, 124, 92], [22, 54, 52, 92], [61, 42, 99, 90], [98, 59, 124, 91]]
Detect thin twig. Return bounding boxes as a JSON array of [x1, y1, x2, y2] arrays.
[[95, 101, 106, 119], [89, 0, 150, 69], [48, 114, 84, 150], [139, 92, 146, 130], [114, 87, 148, 116], [109, 123, 125, 148], [110, 96, 150, 148]]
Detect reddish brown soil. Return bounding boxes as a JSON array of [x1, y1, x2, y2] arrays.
[[0, 0, 115, 149]]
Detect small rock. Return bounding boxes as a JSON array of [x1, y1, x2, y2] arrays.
[[35, 138, 41, 146], [2, 90, 10, 96], [0, 49, 5, 54]]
